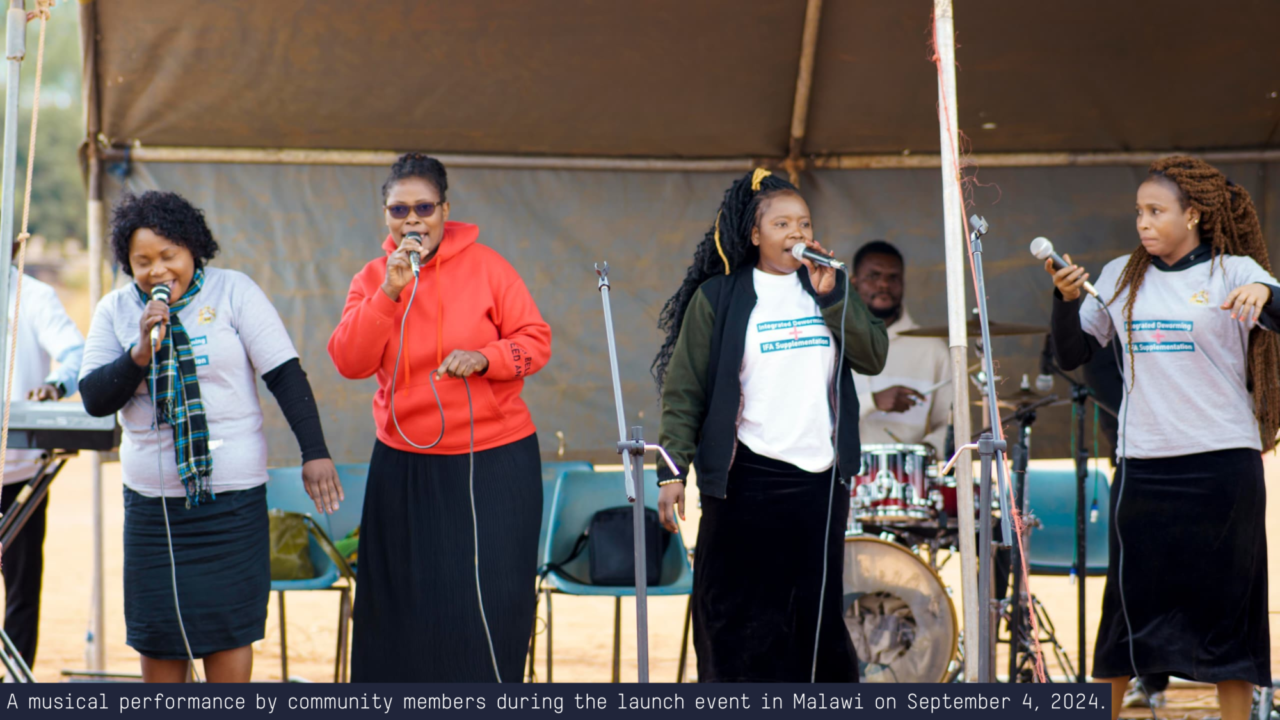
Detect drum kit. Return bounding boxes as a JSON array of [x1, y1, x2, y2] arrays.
[[840, 319, 1071, 684]]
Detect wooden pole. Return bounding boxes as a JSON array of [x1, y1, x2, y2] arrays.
[[786, 0, 823, 186], [98, 145, 1280, 172], [81, 0, 106, 672], [933, 0, 979, 683]]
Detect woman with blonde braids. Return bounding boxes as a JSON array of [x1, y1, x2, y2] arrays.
[[1047, 156, 1278, 720], [654, 169, 888, 681]]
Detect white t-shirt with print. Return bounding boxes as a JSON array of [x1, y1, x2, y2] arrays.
[[1080, 253, 1277, 458], [80, 267, 299, 497], [737, 268, 836, 472]]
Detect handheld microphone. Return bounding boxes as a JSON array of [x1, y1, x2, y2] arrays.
[[1036, 333, 1055, 393], [406, 232, 423, 276], [149, 283, 172, 348], [1030, 236, 1097, 298], [790, 243, 847, 271]]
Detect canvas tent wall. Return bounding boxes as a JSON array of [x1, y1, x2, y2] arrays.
[[81, 0, 1280, 465]]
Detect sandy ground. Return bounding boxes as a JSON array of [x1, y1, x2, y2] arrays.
[[9, 452, 1280, 716]]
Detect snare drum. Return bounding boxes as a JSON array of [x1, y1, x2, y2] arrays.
[[849, 444, 934, 525]]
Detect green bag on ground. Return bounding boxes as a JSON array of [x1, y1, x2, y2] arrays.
[[269, 509, 316, 581]]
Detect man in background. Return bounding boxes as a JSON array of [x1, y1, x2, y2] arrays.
[[0, 252, 85, 671], [850, 240, 952, 455]]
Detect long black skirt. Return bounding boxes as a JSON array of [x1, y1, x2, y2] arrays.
[[693, 444, 859, 682], [1092, 448, 1270, 686], [351, 433, 541, 683], [122, 485, 269, 660]]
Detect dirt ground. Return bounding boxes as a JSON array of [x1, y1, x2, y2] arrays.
[[10, 453, 1280, 716]]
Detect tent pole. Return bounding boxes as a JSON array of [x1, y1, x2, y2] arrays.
[[933, 0, 979, 683], [82, 0, 106, 672], [785, 0, 823, 186], [0, 0, 24, 429], [86, 148, 106, 673]]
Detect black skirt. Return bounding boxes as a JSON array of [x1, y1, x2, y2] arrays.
[[1093, 448, 1270, 686], [351, 433, 542, 683], [693, 444, 859, 682], [122, 485, 269, 660]]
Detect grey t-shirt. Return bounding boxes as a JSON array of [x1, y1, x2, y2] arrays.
[[80, 268, 298, 497], [1080, 253, 1277, 458]]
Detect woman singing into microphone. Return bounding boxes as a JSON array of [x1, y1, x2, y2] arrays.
[[653, 168, 888, 682], [329, 153, 551, 682], [78, 191, 341, 682], [1047, 156, 1278, 720]]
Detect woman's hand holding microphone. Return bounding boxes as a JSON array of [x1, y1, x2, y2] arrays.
[[1043, 254, 1090, 302], [382, 233, 490, 380]]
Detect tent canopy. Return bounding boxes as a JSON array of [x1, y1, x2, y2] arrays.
[[79, 1, 1280, 464], [85, 0, 1280, 158]]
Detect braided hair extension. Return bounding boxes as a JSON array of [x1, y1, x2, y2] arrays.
[[651, 169, 800, 389], [1109, 155, 1280, 449]]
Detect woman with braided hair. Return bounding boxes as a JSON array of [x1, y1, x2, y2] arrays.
[[654, 169, 888, 682], [1047, 156, 1278, 720]]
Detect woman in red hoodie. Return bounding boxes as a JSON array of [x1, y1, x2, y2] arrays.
[[329, 153, 552, 682]]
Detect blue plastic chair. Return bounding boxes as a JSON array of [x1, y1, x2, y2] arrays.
[[265, 464, 368, 682], [538, 462, 593, 561], [535, 470, 694, 682], [1023, 468, 1110, 576]]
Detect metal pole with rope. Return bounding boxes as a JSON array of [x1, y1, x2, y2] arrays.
[[0, 0, 55, 683]]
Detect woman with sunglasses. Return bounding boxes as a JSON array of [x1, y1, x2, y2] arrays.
[[329, 153, 552, 682]]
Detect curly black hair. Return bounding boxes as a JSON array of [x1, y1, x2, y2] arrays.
[[651, 169, 799, 389], [110, 191, 220, 276], [381, 152, 449, 202]]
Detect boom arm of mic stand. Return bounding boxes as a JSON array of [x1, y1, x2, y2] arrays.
[[595, 262, 637, 500]]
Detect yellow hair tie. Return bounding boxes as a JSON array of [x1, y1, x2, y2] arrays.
[[713, 210, 730, 275], [751, 167, 772, 191]]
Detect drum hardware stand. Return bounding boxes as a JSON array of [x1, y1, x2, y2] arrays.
[[940, 215, 1018, 683], [595, 262, 680, 684], [1006, 398, 1037, 683]]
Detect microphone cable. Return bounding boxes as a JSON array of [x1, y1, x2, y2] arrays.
[[388, 265, 502, 683], [811, 269, 850, 682], [1090, 289, 1154, 720], [149, 327, 202, 683]]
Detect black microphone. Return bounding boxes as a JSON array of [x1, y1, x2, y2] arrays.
[[149, 283, 172, 347], [790, 243, 847, 271], [1030, 236, 1097, 298], [1036, 333, 1055, 393], [406, 232, 422, 277]]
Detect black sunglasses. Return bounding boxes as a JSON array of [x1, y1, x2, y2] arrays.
[[385, 202, 441, 220]]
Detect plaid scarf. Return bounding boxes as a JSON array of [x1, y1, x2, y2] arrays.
[[137, 269, 213, 508]]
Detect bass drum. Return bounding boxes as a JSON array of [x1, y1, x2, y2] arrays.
[[842, 536, 957, 683]]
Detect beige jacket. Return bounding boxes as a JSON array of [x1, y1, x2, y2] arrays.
[[852, 308, 952, 453]]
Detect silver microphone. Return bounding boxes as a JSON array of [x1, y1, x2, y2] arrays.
[[1030, 236, 1097, 298], [149, 283, 172, 347], [790, 243, 847, 271], [406, 232, 422, 276]]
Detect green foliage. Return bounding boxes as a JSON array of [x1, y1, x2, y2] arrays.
[[0, 1, 85, 245]]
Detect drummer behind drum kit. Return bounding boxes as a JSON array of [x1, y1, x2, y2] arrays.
[[840, 319, 1069, 684]]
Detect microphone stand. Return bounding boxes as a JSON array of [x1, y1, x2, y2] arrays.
[[1046, 357, 1092, 684], [940, 216, 1015, 682], [594, 263, 679, 684]]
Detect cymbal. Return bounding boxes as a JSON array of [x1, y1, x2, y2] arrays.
[[898, 319, 1046, 338]]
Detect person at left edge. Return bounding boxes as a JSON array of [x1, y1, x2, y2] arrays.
[[77, 191, 342, 683], [0, 243, 85, 671], [328, 153, 552, 683]]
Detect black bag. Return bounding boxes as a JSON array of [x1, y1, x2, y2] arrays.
[[544, 506, 671, 586]]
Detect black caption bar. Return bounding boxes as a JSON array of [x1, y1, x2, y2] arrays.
[[3, 683, 1109, 719]]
